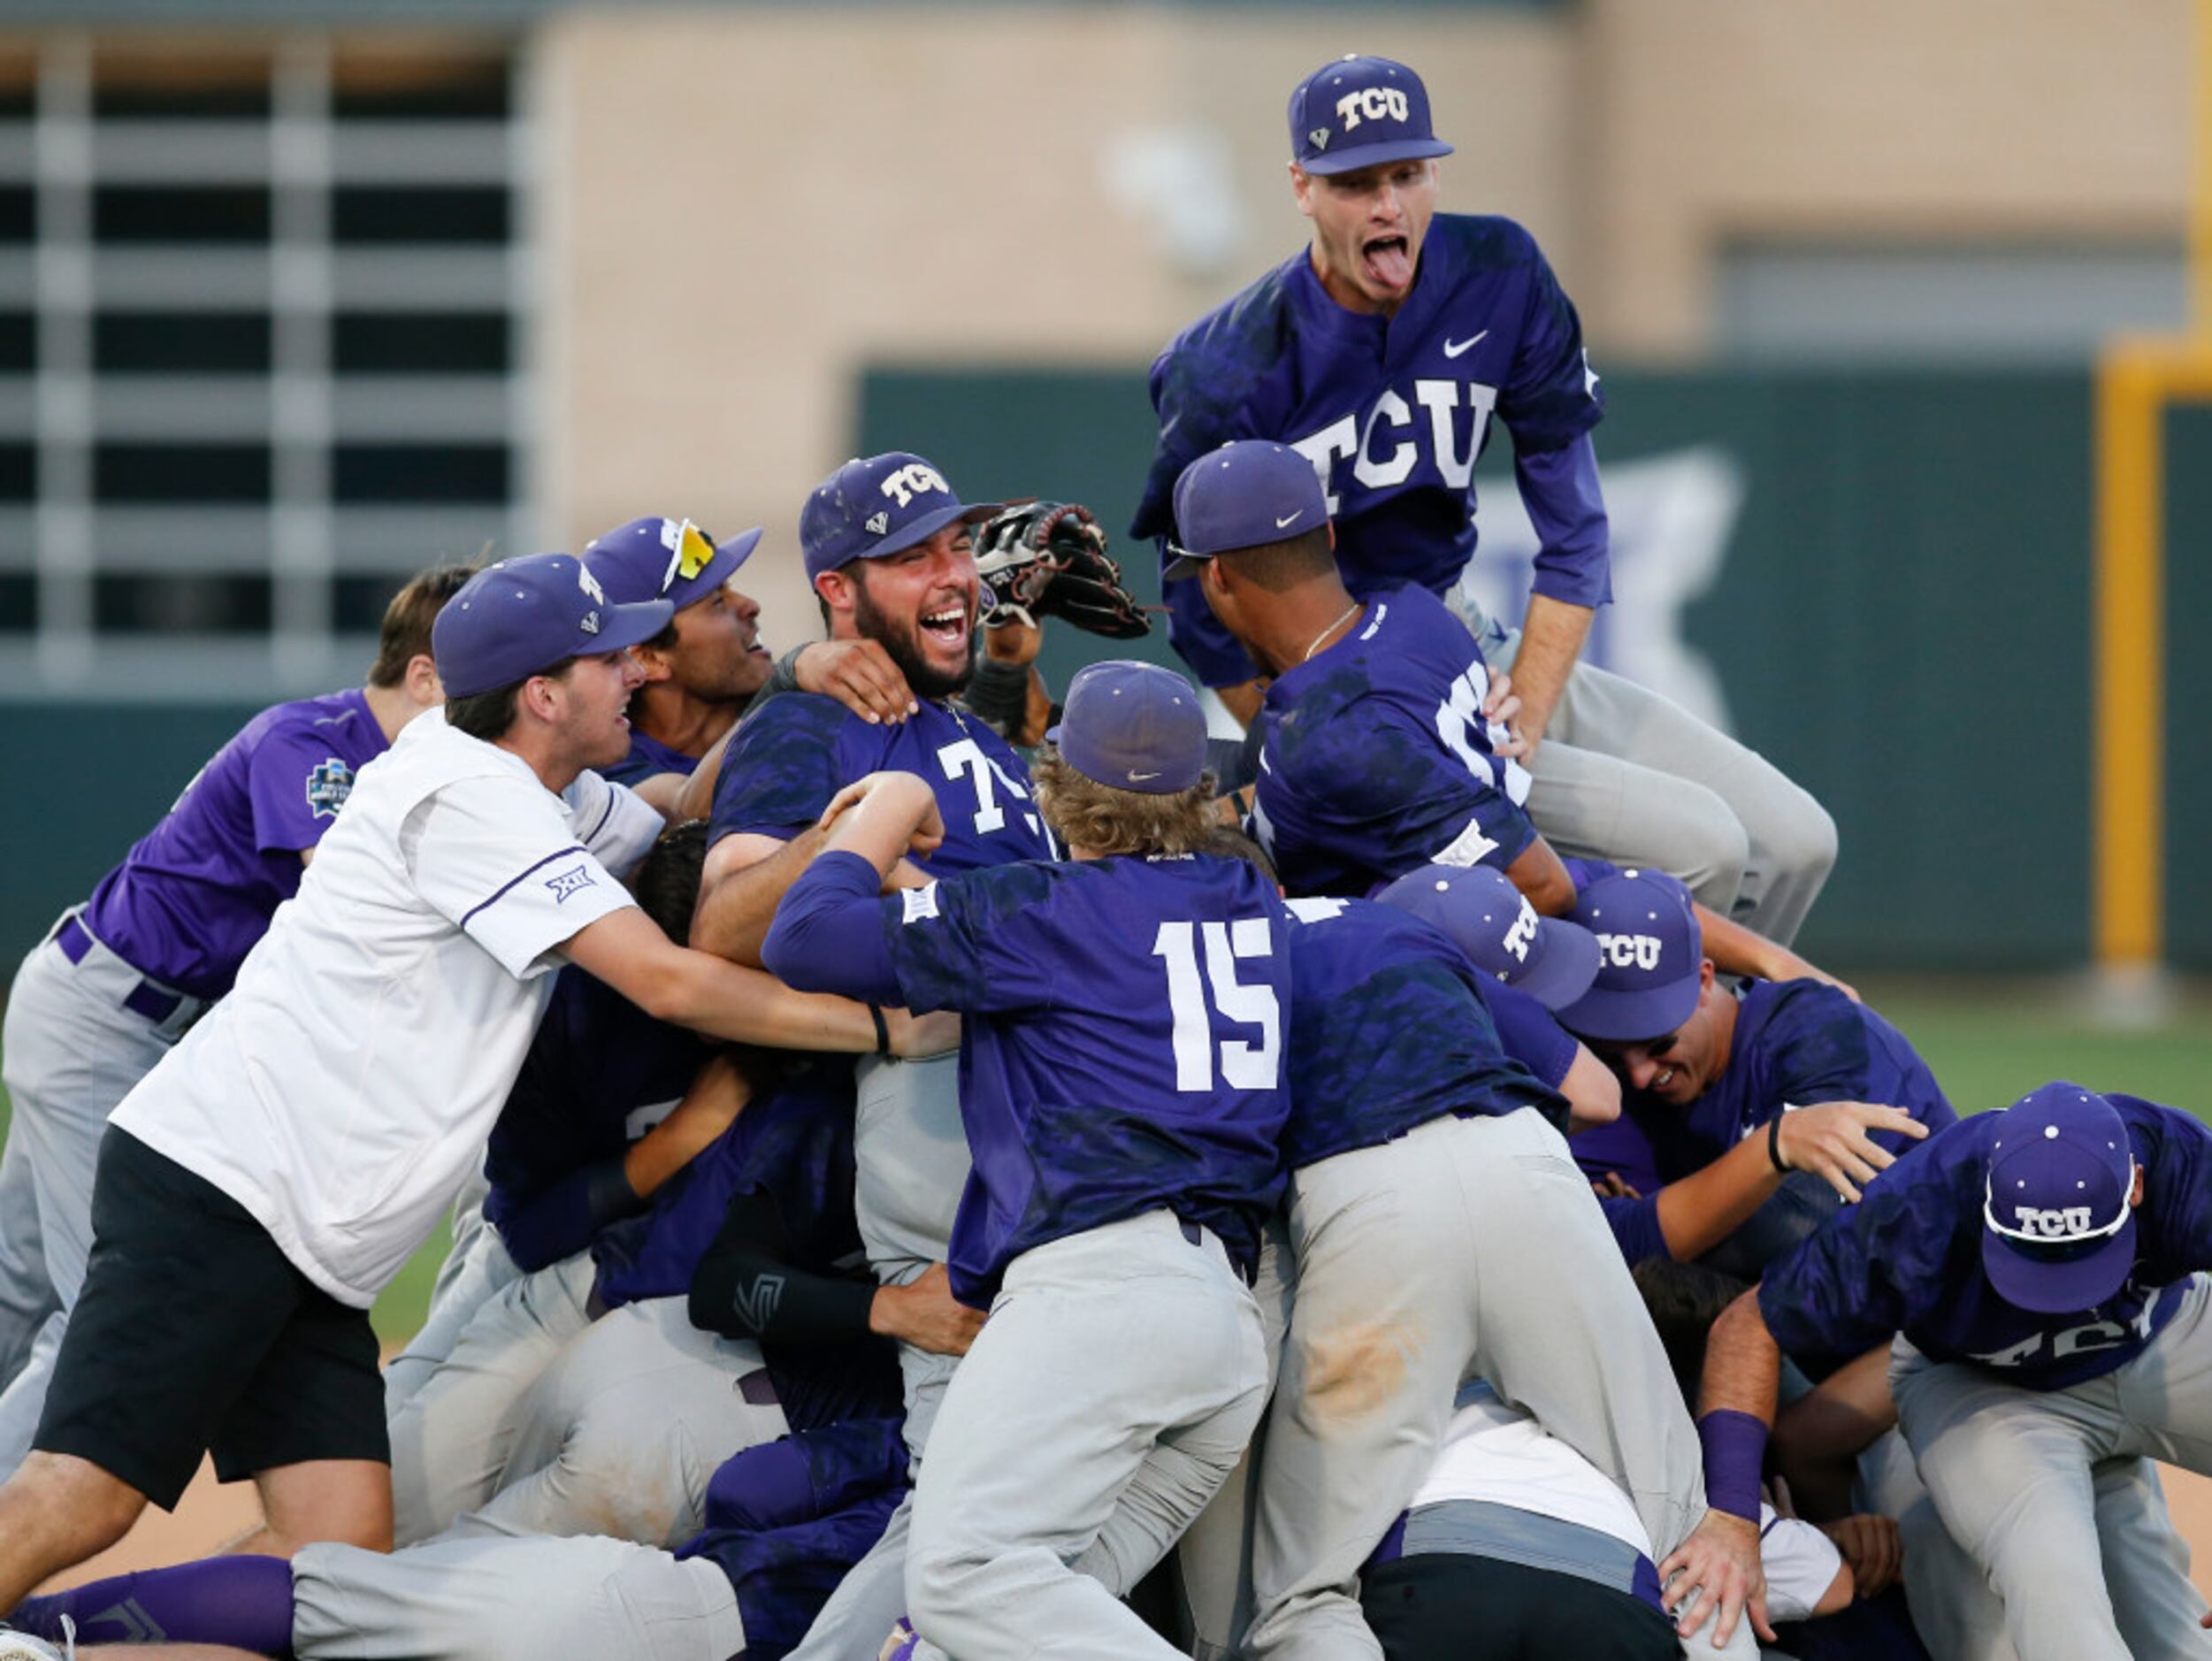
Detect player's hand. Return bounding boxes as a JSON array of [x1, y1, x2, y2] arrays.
[[1820, 1513, 1902, 1599], [1591, 1171, 1642, 1200], [869, 1263, 987, 1356], [1662, 1509, 1774, 1648], [793, 639, 919, 726], [1774, 1102, 1927, 1204], [1481, 670, 1533, 761], [884, 1007, 960, 1060]]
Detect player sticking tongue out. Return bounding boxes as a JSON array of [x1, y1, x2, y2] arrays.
[[1286, 54, 1454, 316]]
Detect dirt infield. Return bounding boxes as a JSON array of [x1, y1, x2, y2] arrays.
[[43, 1458, 2212, 1604]]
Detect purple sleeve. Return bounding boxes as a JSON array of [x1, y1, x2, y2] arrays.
[[1562, 854, 1623, 895], [1515, 433, 1611, 611], [496, 1156, 641, 1273], [1600, 1191, 1671, 1267], [246, 727, 357, 854], [1475, 976, 1578, 1091], [761, 852, 903, 1007]]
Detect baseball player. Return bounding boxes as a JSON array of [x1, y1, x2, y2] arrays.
[[1688, 1083, 2212, 1658], [4, 1417, 915, 1661], [698, 450, 1060, 1660], [0, 554, 948, 1611], [0, 563, 470, 1482], [1554, 869, 1949, 1274], [1235, 880, 1754, 1661], [581, 515, 773, 785], [1167, 442, 1842, 995], [762, 659, 1291, 1661], [1132, 52, 1835, 945]]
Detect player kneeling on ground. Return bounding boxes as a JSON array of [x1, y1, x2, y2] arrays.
[[1691, 1083, 2212, 1658], [762, 662, 1291, 1661]]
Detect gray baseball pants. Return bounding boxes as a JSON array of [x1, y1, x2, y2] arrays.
[[292, 1521, 742, 1661], [458, 1293, 788, 1550], [1855, 1423, 2199, 1661], [1243, 1110, 1714, 1661], [1453, 595, 1836, 946], [1889, 1273, 2212, 1661], [384, 1165, 513, 1417], [388, 1250, 597, 1544], [904, 1209, 1272, 1661], [0, 919, 203, 1478]]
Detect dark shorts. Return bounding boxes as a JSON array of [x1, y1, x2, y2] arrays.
[[1361, 1552, 1679, 1661], [35, 1126, 387, 1511]]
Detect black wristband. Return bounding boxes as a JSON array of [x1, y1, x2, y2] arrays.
[[869, 1003, 890, 1055], [1768, 1112, 1789, 1175]]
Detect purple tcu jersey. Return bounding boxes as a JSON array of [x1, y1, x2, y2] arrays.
[[1255, 584, 1535, 898], [1132, 215, 1607, 688], [711, 691, 1053, 873], [478, 965, 708, 1271], [1759, 1095, 2212, 1389], [773, 851, 1292, 1306], [76, 687, 390, 999], [1280, 897, 1572, 1171], [599, 726, 700, 787], [1580, 980, 1957, 1265]]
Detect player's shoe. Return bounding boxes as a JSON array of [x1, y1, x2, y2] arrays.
[[876, 1615, 919, 1660], [0, 1613, 73, 1661]]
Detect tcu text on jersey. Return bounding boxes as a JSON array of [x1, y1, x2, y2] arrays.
[[1288, 377, 1499, 512], [1969, 1297, 2161, 1370]]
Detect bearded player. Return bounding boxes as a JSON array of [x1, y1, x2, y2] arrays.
[[1131, 52, 1835, 946]]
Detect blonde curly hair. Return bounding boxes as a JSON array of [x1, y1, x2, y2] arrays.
[[1032, 746, 1220, 859]]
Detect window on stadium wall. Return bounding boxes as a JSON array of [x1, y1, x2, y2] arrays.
[[0, 35, 532, 701]]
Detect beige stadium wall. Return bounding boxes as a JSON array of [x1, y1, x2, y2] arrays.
[[534, 0, 2191, 648], [532, 6, 1579, 647]]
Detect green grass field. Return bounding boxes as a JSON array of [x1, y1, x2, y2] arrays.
[[2, 976, 2208, 1347]]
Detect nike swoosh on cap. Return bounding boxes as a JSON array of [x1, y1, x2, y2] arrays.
[[1129, 769, 1161, 782], [1443, 331, 1489, 358], [1275, 510, 1304, 528]]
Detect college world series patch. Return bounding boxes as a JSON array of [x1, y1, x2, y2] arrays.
[[303, 756, 355, 819]]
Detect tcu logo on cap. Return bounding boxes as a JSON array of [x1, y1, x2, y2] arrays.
[[1596, 933, 1663, 971], [2014, 1205, 2095, 1237], [1335, 87, 1409, 130], [878, 463, 950, 509], [1501, 897, 1539, 963]]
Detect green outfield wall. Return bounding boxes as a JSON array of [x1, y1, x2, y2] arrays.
[[0, 366, 2201, 974]]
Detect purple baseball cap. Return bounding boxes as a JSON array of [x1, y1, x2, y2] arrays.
[[1554, 869, 1704, 1041], [1377, 864, 1602, 1012], [433, 554, 673, 700], [800, 452, 1002, 583], [1045, 660, 1206, 794], [1980, 1083, 2139, 1314], [1290, 55, 1453, 178], [1163, 440, 1329, 580], [584, 516, 762, 613]]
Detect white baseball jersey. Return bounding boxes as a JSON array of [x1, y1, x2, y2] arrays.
[[112, 710, 660, 1307]]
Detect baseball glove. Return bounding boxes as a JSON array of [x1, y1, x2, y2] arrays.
[[973, 500, 1150, 639]]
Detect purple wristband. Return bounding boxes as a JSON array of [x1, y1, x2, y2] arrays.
[[1696, 1408, 1767, 1523]]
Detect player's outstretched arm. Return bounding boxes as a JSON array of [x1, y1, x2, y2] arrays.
[[1772, 1343, 1895, 1520], [692, 827, 832, 967], [562, 906, 953, 1057], [1504, 832, 1577, 916], [1693, 901, 1857, 1001], [1664, 1288, 1782, 1647], [1649, 1102, 1921, 1260]]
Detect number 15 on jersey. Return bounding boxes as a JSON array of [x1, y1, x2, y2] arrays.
[[1152, 918, 1281, 1091]]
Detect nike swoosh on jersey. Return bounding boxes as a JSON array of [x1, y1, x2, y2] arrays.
[[1443, 331, 1489, 359]]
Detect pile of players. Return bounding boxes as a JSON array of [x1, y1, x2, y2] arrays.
[[0, 48, 2206, 1661]]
